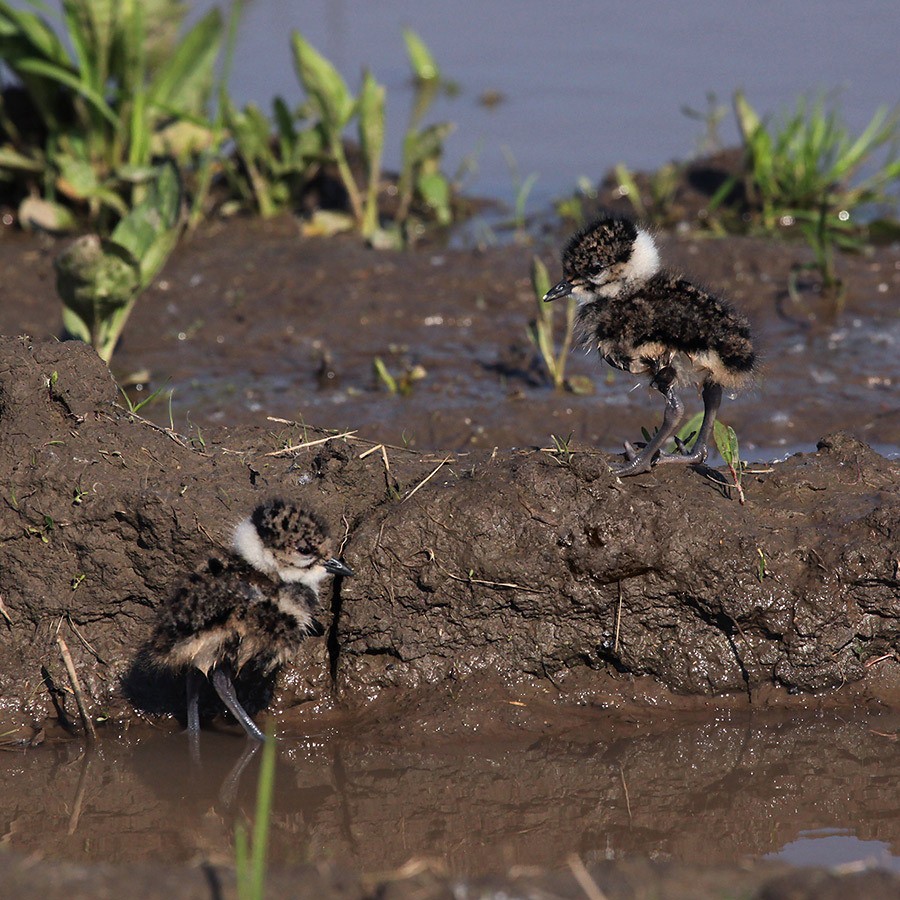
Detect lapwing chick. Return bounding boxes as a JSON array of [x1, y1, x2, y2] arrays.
[[150, 499, 353, 741], [543, 214, 755, 476]]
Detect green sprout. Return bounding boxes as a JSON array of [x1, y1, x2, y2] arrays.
[[676, 413, 745, 503], [373, 357, 426, 396], [527, 256, 591, 394], [235, 730, 276, 900]]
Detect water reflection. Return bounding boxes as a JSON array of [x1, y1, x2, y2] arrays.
[[2, 709, 899, 874], [767, 830, 900, 875]]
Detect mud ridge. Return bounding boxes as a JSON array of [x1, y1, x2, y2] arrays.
[[1, 336, 899, 736]]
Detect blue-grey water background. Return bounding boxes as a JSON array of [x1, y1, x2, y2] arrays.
[[193, 0, 900, 210]]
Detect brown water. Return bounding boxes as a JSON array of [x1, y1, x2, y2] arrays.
[[3, 709, 900, 874]]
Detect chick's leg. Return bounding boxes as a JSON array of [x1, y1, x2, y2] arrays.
[[211, 666, 267, 742], [657, 382, 723, 466], [613, 382, 685, 476]]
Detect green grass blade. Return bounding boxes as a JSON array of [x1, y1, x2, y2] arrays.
[[249, 735, 276, 900], [15, 57, 118, 125], [0, 3, 70, 65], [834, 107, 892, 179], [146, 7, 223, 114]]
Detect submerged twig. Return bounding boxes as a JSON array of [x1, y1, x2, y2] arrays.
[[67, 750, 94, 834], [56, 633, 96, 742]]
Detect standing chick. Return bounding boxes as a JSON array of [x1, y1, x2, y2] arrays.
[[150, 499, 353, 741], [544, 214, 756, 475]]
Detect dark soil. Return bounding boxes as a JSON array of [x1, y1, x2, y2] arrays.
[[1, 218, 899, 898]]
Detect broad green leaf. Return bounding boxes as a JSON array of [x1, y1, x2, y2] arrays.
[[714, 421, 740, 468], [18, 195, 76, 232], [55, 234, 142, 343], [403, 29, 440, 82], [358, 69, 385, 237], [291, 32, 354, 135], [357, 68, 385, 178], [417, 171, 450, 223], [55, 153, 99, 198], [111, 161, 181, 284]]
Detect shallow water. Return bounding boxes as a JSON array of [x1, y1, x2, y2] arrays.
[[193, 0, 900, 209], [3, 709, 900, 875]]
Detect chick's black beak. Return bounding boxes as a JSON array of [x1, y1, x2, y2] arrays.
[[324, 557, 354, 577], [542, 279, 573, 302]]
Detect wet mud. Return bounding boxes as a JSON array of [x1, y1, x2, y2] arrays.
[[1, 220, 900, 897], [3, 215, 900, 456], [1, 334, 899, 733]]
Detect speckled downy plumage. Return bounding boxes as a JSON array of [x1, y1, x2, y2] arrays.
[[150, 499, 352, 740], [544, 214, 756, 475]]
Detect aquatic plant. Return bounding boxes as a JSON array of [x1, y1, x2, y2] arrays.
[[235, 731, 276, 900], [613, 161, 682, 225], [0, 0, 224, 229], [54, 161, 182, 363], [527, 256, 575, 392], [222, 95, 325, 219], [395, 30, 457, 231], [733, 91, 900, 233], [291, 29, 456, 243], [733, 92, 900, 312]]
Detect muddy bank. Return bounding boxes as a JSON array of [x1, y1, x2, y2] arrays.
[[1, 336, 899, 737]]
